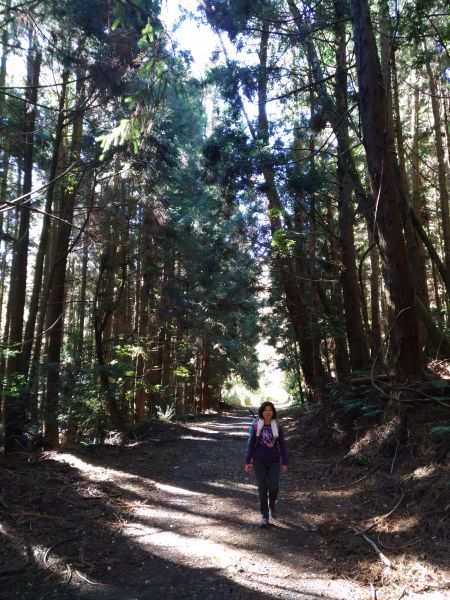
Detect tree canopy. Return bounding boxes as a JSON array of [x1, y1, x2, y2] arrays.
[[1, 0, 449, 451]]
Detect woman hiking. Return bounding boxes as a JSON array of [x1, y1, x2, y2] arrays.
[[245, 401, 288, 528]]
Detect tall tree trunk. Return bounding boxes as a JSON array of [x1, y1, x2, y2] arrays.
[[136, 207, 156, 420], [349, 0, 422, 377], [406, 73, 431, 310], [4, 38, 41, 452], [384, 20, 431, 347], [306, 94, 328, 384], [93, 235, 125, 432], [335, 0, 370, 370], [43, 60, 85, 445], [426, 58, 450, 286], [23, 70, 69, 374]]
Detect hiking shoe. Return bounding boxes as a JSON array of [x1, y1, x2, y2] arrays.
[[269, 506, 277, 519], [260, 516, 269, 528]]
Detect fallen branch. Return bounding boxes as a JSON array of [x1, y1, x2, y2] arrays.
[[354, 492, 404, 537], [75, 570, 111, 586], [381, 492, 405, 520], [65, 563, 73, 586], [397, 585, 409, 600], [355, 522, 378, 536], [354, 493, 405, 537], [44, 536, 80, 567], [390, 440, 400, 474], [349, 525, 392, 567], [325, 470, 375, 491]]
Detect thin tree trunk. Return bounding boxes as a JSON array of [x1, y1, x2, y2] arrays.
[[0, 146, 10, 329], [369, 232, 383, 360], [76, 234, 88, 369], [408, 77, 432, 306], [200, 340, 212, 411]]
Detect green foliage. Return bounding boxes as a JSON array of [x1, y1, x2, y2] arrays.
[[268, 207, 283, 220], [332, 387, 383, 419], [271, 229, 296, 257], [430, 425, 450, 435], [138, 23, 155, 48], [173, 366, 190, 379], [97, 118, 135, 158], [202, 0, 274, 41], [430, 379, 450, 390], [156, 403, 176, 421]]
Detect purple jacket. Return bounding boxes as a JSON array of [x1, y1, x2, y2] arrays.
[[246, 422, 288, 466]]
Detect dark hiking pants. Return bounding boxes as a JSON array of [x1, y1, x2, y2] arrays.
[[253, 461, 280, 518]]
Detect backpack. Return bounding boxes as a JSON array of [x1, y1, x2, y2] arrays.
[[247, 410, 259, 447]]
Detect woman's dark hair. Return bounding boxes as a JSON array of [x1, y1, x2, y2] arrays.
[[258, 401, 277, 419]]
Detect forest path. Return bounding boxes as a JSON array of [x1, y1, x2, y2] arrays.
[[2, 411, 374, 600], [73, 410, 368, 600]]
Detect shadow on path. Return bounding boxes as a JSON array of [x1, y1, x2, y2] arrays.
[[0, 410, 367, 600]]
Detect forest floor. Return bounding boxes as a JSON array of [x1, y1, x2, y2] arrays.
[[1, 408, 449, 600]]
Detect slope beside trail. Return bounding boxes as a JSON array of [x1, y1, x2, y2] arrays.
[[2, 410, 368, 600]]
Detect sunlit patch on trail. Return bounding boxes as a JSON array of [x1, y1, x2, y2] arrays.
[[52, 453, 141, 483], [316, 488, 361, 499], [48, 438, 367, 599], [187, 426, 220, 434], [52, 454, 205, 500], [411, 465, 437, 480], [180, 435, 217, 441], [125, 511, 364, 600], [208, 421, 250, 428], [154, 483, 201, 496], [208, 481, 255, 492]]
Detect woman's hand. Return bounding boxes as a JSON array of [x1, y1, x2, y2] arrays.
[[282, 464, 288, 473], [244, 464, 253, 473]]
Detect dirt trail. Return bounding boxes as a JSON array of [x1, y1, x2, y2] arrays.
[[96, 411, 367, 600], [4, 410, 445, 599], [47, 411, 368, 599]]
